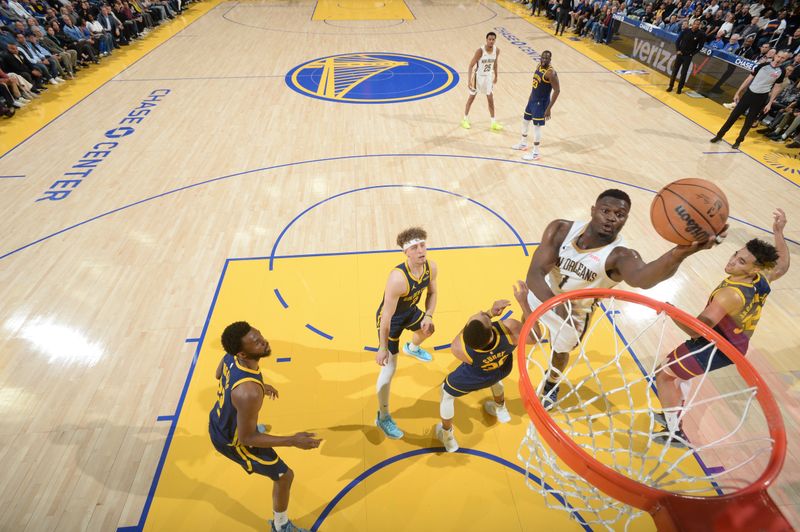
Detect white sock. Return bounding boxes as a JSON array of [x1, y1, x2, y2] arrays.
[[664, 412, 680, 432], [273, 511, 288, 529], [678, 380, 691, 401], [521, 119, 531, 138], [463, 115, 469, 121], [491, 117, 497, 125], [376, 353, 397, 418], [533, 143, 540, 155], [408, 341, 420, 352], [440, 386, 456, 419], [533, 125, 542, 145]]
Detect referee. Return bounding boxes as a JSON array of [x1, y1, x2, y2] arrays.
[[711, 51, 790, 149]]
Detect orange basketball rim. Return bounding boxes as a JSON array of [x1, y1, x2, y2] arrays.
[[517, 288, 791, 532]]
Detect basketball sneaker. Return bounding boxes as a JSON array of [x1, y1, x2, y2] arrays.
[[483, 400, 511, 423], [490, 122, 504, 131], [460, 118, 471, 129], [376, 412, 404, 439], [511, 141, 528, 150], [270, 519, 308, 532], [541, 382, 559, 410], [522, 150, 541, 161], [436, 422, 459, 452], [403, 342, 432, 362], [651, 425, 691, 448]]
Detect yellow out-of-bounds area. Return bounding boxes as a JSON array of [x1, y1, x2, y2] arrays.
[[0, 0, 222, 157], [495, 0, 800, 184], [312, 0, 415, 20], [143, 245, 712, 531]]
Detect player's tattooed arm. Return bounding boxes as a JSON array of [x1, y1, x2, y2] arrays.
[[526, 219, 570, 318], [545, 70, 560, 120]]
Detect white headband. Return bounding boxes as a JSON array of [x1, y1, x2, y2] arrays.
[[402, 238, 425, 251]]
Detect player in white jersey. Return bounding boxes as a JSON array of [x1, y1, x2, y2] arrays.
[[462, 32, 502, 131], [525, 189, 726, 408]]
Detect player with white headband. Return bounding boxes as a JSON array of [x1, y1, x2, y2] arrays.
[[374, 227, 439, 440]]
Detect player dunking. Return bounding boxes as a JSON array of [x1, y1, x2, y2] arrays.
[[653, 209, 789, 447], [462, 32, 503, 131], [436, 281, 533, 452], [525, 189, 724, 409], [375, 227, 438, 440], [512, 50, 560, 161], [209, 322, 321, 532]]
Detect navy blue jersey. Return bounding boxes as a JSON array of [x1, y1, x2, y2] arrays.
[[209, 354, 264, 445], [378, 260, 430, 315], [529, 64, 553, 102], [462, 320, 515, 373]]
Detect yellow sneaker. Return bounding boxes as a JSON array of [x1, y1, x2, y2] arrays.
[[460, 118, 471, 129], [490, 122, 504, 131]]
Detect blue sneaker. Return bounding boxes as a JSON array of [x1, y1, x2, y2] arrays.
[[376, 412, 404, 439], [270, 520, 308, 532], [402, 342, 432, 362]]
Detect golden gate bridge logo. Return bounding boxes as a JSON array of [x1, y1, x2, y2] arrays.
[[286, 52, 458, 104]]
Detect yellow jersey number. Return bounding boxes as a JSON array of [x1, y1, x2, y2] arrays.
[[481, 354, 510, 372]]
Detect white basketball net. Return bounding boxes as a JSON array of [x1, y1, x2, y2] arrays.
[[518, 294, 776, 531]]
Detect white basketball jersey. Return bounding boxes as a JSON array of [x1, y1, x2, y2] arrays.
[[547, 221, 626, 312], [477, 46, 496, 77]]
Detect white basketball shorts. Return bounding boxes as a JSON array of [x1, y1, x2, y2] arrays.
[[469, 75, 493, 96], [526, 290, 593, 354]]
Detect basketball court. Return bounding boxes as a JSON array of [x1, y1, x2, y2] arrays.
[[0, 1, 798, 531]]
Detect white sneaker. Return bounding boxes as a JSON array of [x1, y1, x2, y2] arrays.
[[12, 100, 24, 108], [55, 77, 65, 83], [436, 423, 459, 452], [19, 97, 30, 103], [522, 151, 541, 161], [511, 142, 528, 150], [723, 102, 735, 109], [484, 401, 511, 423], [49, 78, 59, 85]]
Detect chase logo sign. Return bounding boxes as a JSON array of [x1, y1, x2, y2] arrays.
[[285, 52, 458, 104]]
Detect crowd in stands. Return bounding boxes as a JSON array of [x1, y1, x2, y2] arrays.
[[517, 0, 800, 148], [0, 0, 197, 118]]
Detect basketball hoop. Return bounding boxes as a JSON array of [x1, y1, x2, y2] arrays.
[[517, 288, 790, 532]]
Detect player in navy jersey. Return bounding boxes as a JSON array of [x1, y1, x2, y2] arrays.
[[654, 209, 789, 448], [209, 321, 321, 532], [512, 50, 560, 161], [375, 227, 439, 440], [436, 281, 533, 452]]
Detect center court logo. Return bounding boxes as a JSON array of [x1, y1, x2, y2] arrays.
[[285, 52, 459, 104]]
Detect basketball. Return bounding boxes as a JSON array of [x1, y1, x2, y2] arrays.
[[650, 178, 729, 245]]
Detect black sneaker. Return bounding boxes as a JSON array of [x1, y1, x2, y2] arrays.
[[651, 424, 691, 448], [541, 382, 560, 410], [709, 136, 722, 143], [666, 85, 673, 92], [756, 127, 772, 134], [732, 141, 741, 149]]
